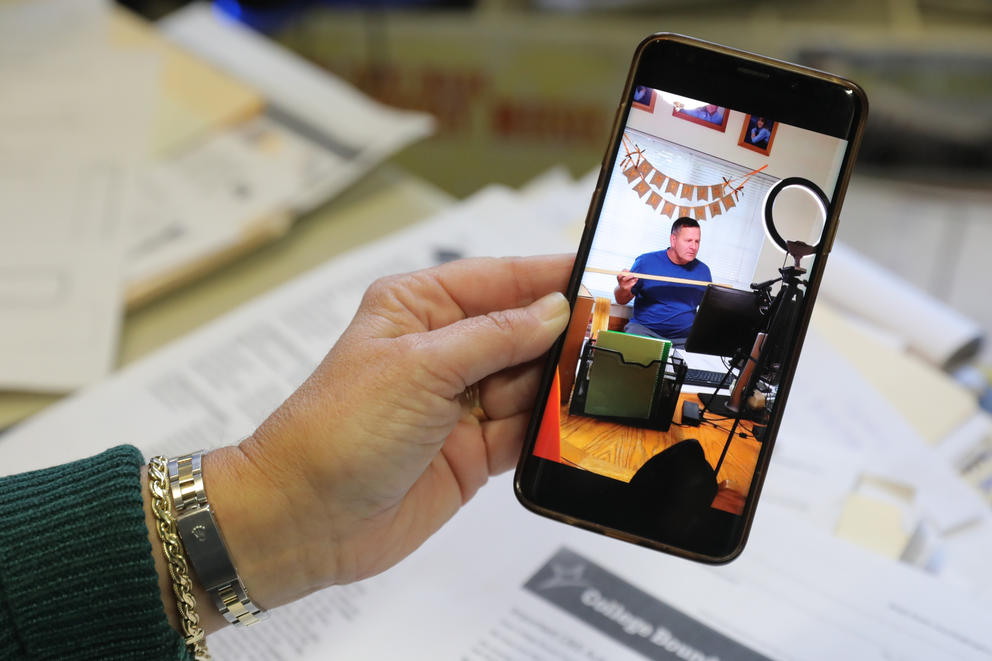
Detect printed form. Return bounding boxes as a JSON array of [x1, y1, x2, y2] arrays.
[[202, 473, 989, 661]]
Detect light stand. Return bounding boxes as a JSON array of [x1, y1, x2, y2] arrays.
[[710, 175, 829, 482], [712, 241, 812, 477], [695, 346, 749, 419]]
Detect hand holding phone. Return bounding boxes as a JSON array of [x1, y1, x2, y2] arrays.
[[515, 34, 867, 563]]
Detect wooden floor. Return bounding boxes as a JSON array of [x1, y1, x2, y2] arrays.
[[559, 393, 762, 515]]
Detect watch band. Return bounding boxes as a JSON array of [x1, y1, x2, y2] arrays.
[[168, 450, 266, 626]]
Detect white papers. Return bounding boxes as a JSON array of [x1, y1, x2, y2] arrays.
[[0, 0, 435, 392], [0, 244, 122, 392], [826, 178, 987, 369], [123, 115, 326, 304], [128, 4, 436, 304], [774, 313, 987, 534], [0, 0, 157, 391], [204, 473, 992, 660], [1, 170, 988, 657], [0, 178, 588, 473], [160, 4, 436, 214], [810, 300, 977, 445]]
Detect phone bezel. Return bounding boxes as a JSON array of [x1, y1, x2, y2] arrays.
[[514, 33, 868, 563]]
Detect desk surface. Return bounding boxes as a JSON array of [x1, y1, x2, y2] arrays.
[[0, 166, 452, 430]]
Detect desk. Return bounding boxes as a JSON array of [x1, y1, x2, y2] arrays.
[[558, 392, 761, 515], [0, 166, 452, 430]]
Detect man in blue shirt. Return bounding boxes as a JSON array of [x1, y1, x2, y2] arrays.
[[614, 217, 712, 346]]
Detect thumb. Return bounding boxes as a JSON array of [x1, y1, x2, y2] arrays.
[[409, 291, 570, 395]]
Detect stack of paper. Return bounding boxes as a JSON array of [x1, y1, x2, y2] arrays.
[[0, 169, 587, 476], [0, 0, 160, 392], [1, 167, 990, 658], [0, 0, 434, 393]]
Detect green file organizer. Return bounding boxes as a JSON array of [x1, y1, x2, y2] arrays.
[[598, 330, 671, 366], [570, 332, 685, 431]]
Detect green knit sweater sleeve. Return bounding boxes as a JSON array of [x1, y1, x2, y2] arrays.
[[0, 445, 191, 660]]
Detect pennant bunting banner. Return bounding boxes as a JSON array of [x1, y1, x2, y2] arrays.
[[618, 133, 768, 221], [618, 134, 645, 171]]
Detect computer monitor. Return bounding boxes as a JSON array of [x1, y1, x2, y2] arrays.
[[685, 285, 763, 359]]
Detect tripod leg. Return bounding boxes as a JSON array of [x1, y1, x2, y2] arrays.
[[713, 414, 742, 478], [728, 332, 767, 413], [714, 332, 766, 478]]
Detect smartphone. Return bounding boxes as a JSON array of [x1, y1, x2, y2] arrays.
[[514, 33, 868, 563]]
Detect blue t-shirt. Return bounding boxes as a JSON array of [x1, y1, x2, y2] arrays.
[[628, 250, 712, 338]]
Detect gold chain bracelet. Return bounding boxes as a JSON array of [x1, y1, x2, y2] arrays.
[[148, 455, 211, 660]]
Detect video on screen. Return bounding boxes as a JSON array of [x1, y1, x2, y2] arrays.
[[533, 85, 849, 517]]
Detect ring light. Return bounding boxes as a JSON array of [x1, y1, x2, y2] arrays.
[[762, 177, 830, 254]]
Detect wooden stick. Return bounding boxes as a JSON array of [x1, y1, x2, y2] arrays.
[[585, 266, 729, 288]]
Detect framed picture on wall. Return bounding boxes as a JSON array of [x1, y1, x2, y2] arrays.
[[738, 114, 778, 155], [672, 102, 729, 132], [632, 85, 657, 112]]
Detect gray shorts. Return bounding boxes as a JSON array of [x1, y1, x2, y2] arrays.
[[622, 321, 687, 348]]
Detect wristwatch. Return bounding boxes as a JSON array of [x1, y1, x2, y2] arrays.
[[168, 450, 266, 626]]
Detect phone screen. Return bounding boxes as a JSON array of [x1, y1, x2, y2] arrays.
[[516, 36, 866, 562]]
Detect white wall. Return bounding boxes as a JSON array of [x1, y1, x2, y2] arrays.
[[584, 128, 775, 299], [627, 97, 846, 194], [626, 95, 848, 282]]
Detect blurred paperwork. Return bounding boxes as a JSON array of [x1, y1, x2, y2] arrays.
[[0, 0, 433, 394], [2, 169, 990, 656]]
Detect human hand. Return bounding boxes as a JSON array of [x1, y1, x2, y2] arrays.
[[617, 268, 638, 292], [203, 255, 572, 615]]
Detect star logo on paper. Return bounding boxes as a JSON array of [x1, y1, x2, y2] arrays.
[[536, 562, 591, 591]]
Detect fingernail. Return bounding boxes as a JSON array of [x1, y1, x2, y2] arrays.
[[531, 292, 570, 331]]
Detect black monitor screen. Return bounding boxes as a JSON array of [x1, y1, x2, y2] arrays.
[[685, 285, 762, 358]]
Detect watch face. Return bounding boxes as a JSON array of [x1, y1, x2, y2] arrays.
[[161, 451, 266, 625]]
